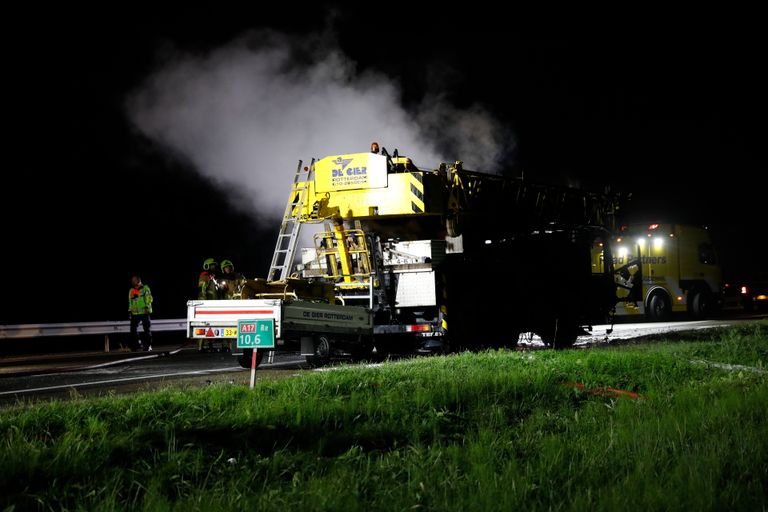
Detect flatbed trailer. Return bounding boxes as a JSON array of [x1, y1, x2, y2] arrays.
[[187, 298, 372, 367]]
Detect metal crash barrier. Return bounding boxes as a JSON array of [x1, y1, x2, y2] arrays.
[[0, 319, 187, 352]]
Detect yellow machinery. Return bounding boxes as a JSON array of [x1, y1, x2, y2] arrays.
[[593, 223, 722, 320], [297, 151, 619, 229], [263, 147, 625, 354]]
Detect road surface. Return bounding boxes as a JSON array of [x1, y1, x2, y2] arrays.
[[1, 314, 764, 404]]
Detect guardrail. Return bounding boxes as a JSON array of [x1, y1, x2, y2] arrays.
[[0, 319, 187, 352]]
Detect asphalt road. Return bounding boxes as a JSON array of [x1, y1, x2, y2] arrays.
[[0, 348, 307, 405], [1, 312, 765, 405]]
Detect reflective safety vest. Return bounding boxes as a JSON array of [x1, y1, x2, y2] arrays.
[[198, 279, 218, 300], [129, 284, 153, 315]]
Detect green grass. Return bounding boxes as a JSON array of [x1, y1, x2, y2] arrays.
[[2, 322, 767, 511]]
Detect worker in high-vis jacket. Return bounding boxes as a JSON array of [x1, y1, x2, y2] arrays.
[[203, 257, 219, 279], [128, 275, 153, 351], [202, 257, 223, 299], [219, 259, 246, 300]]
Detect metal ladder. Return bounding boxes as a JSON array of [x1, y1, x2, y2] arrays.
[[267, 159, 313, 282]]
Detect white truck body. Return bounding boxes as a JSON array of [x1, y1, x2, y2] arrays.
[[186, 298, 372, 352]]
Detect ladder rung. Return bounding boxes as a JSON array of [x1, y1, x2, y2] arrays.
[[269, 163, 313, 281]]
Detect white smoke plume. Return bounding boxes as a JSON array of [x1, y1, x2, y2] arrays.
[[127, 31, 510, 223]]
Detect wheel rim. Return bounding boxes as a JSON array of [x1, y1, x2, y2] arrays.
[[695, 293, 710, 316], [701, 294, 709, 313], [316, 336, 330, 358], [651, 295, 668, 318]]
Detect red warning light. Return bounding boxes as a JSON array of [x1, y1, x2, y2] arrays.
[[648, 223, 660, 230]]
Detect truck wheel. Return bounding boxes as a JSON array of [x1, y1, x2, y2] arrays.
[[305, 335, 332, 368], [647, 292, 671, 321], [238, 349, 265, 369], [690, 290, 712, 319]]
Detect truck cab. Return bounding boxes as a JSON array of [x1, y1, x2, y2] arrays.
[[598, 223, 722, 320]]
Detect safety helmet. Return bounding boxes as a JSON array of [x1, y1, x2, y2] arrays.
[[221, 259, 234, 270], [203, 258, 216, 270]]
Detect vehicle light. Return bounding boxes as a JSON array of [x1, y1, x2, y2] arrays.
[[636, 238, 645, 246], [741, 286, 748, 295], [653, 237, 664, 248], [407, 324, 431, 332], [618, 247, 628, 258], [194, 328, 205, 335], [648, 223, 660, 230], [677, 296, 683, 301], [724, 283, 730, 288], [616, 237, 622, 243], [756, 295, 768, 301]]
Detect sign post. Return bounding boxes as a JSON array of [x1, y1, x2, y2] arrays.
[[250, 348, 258, 389], [237, 319, 276, 389]]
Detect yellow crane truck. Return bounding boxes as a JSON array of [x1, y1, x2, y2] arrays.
[[594, 223, 722, 321], [187, 147, 626, 366]]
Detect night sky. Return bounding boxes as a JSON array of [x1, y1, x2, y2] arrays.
[[5, 8, 766, 324]]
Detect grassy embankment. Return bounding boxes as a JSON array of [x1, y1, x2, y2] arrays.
[[2, 322, 767, 511]]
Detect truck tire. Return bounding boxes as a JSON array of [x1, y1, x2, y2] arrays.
[[305, 335, 332, 368], [689, 290, 712, 319], [647, 292, 671, 321], [238, 348, 265, 369]]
